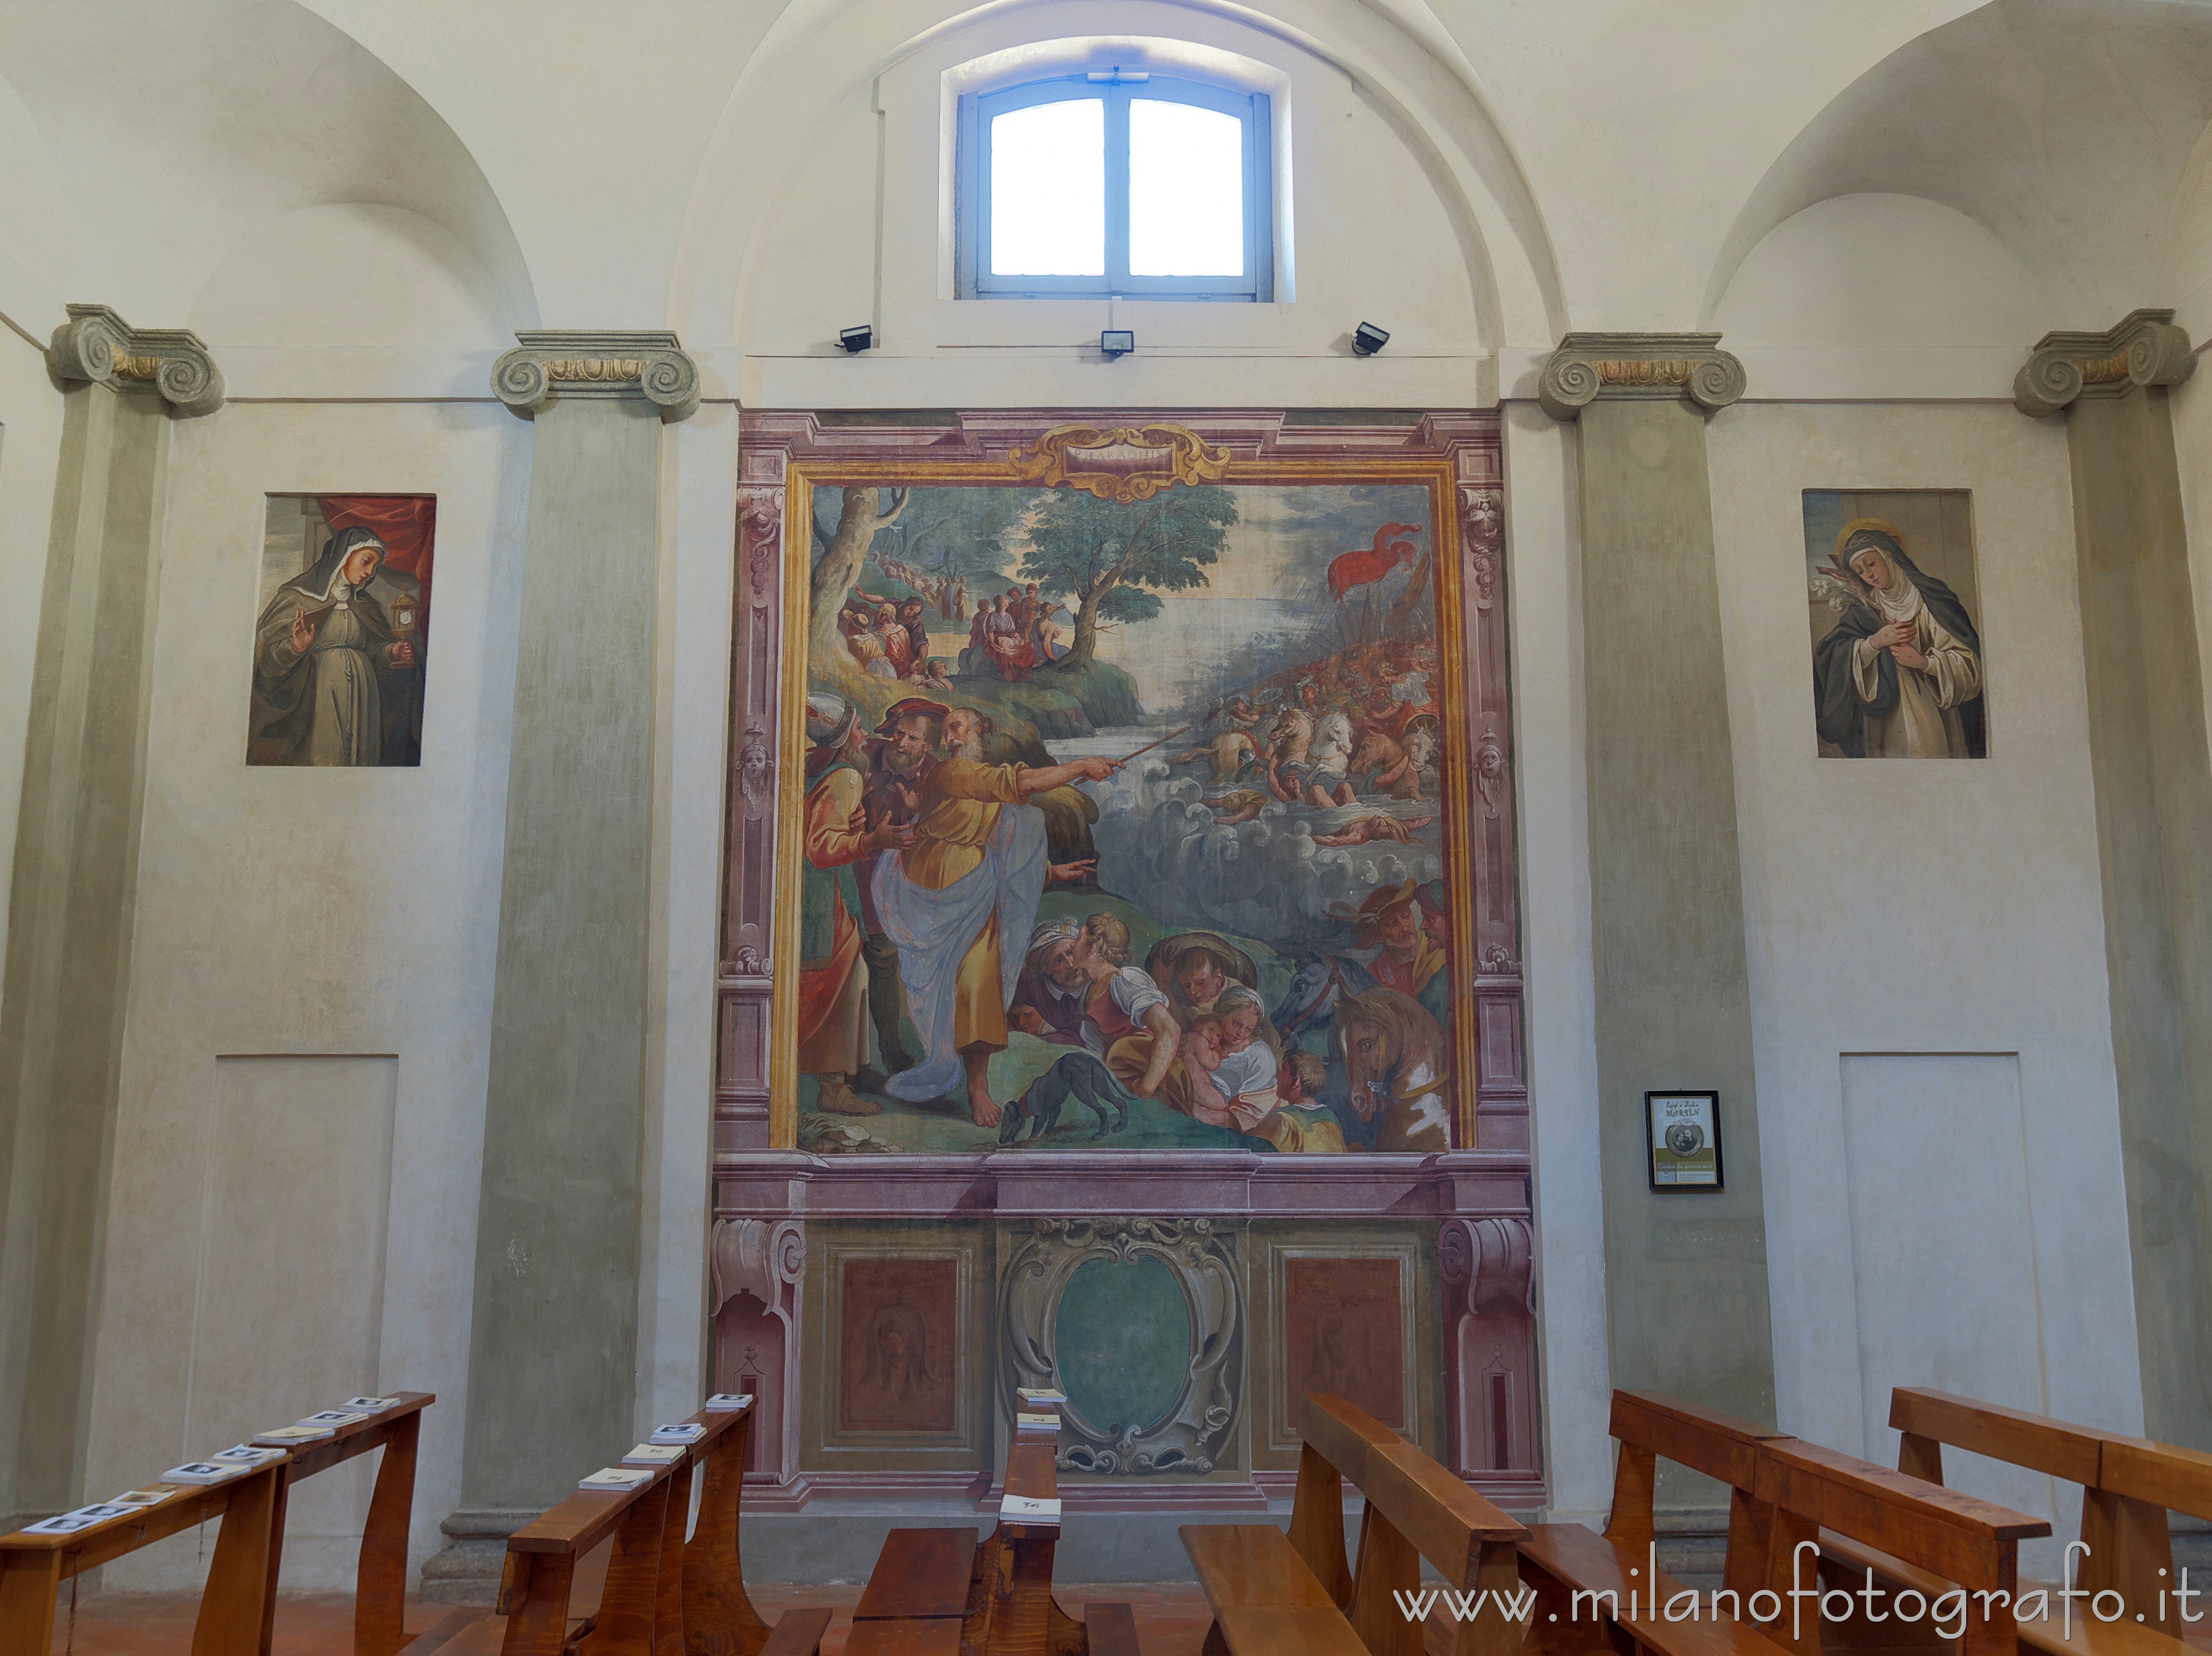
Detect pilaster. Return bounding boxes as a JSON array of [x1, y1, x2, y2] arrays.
[[0, 306, 219, 1522], [2018, 309, 2212, 1449], [1540, 332, 1779, 1468], [451, 331, 700, 1552]]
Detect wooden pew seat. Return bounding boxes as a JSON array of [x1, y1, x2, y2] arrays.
[[1182, 1392, 1526, 1656], [854, 1528, 979, 1623], [1518, 1521, 1796, 1656], [1182, 1523, 1368, 1656]]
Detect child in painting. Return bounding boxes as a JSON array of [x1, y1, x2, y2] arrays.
[[1180, 1014, 1238, 1124], [1186, 993, 1281, 1134]]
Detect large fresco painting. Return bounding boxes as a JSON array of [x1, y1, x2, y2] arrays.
[[769, 421, 1491, 1155]]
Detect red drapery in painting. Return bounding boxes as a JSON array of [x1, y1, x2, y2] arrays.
[[320, 494, 436, 636]]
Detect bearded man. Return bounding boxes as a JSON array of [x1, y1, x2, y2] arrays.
[[870, 702, 1116, 1124], [796, 693, 915, 1114]]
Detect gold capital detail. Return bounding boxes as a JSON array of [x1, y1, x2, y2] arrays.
[[1006, 422, 1231, 502], [545, 357, 644, 383], [110, 352, 160, 381], [1595, 359, 1691, 387], [2079, 354, 2132, 385]]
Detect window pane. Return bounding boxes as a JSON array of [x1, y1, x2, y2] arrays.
[[1128, 99, 1245, 276], [990, 98, 1105, 276]]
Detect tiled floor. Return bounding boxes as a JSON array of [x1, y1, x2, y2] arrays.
[[41, 1586, 1222, 1656]]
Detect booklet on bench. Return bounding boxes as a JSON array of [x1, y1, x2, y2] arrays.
[[254, 1424, 336, 1445], [1001, 1494, 1061, 1521], [621, 1443, 686, 1467], [579, 1467, 656, 1492], [649, 1422, 708, 1444], [702, 1394, 754, 1411], [164, 1461, 250, 1485]]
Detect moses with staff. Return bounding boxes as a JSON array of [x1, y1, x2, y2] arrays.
[[872, 701, 1123, 1125]]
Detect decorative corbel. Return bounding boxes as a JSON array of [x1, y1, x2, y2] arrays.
[[493, 330, 701, 422], [1538, 331, 1746, 422], [47, 304, 223, 418], [2014, 309, 2196, 418]]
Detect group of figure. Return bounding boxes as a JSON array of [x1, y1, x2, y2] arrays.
[[837, 586, 954, 690], [1171, 635, 1444, 842], [1006, 918, 1338, 1149], [793, 684, 1454, 1152], [870, 553, 968, 622], [1000, 898, 1450, 1152], [796, 691, 1112, 1125], [960, 581, 1066, 683]]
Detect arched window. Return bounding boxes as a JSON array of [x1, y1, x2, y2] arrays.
[[959, 72, 1273, 301]]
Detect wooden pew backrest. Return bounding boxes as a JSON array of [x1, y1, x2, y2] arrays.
[[1302, 1394, 1527, 1656], [2097, 1436, 2212, 1522], [1302, 1394, 1526, 1581], [1887, 1389, 2102, 1488], [1606, 1388, 1794, 1593], [1756, 1438, 2048, 1593], [1613, 1390, 1790, 1498]]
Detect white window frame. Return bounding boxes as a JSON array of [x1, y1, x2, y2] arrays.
[[958, 73, 1274, 301]]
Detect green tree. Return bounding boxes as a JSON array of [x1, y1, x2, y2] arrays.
[[882, 488, 1034, 584], [1018, 487, 1238, 667]]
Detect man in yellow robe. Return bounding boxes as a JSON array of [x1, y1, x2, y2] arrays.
[[873, 702, 1115, 1126]]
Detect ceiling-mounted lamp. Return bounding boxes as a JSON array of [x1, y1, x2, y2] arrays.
[[1352, 321, 1390, 356], [839, 325, 875, 354]]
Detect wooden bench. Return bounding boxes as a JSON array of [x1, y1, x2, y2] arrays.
[[1759, 1436, 2050, 1656], [423, 1401, 829, 1656], [0, 1459, 288, 1656], [261, 1393, 440, 1656], [1887, 1387, 2212, 1652], [1601, 1391, 1798, 1598], [1518, 1390, 1794, 1656], [854, 1399, 1135, 1653], [1183, 1391, 1527, 1656]]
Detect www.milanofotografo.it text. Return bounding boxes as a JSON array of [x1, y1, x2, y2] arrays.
[[1395, 1542, 2199, 1634]]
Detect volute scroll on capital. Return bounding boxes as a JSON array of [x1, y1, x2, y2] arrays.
[[492, 330, 701, 423], [2013, 309, 2196, 418], [47, 304, 224, 418], [1537, 331, 1746, 421]]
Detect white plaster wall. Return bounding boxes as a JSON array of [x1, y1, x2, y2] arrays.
[[0, 321, 65, 992], [1500, 405, 1613, 1526], [740, 1, 1495, 409], [635, 403, 740, 1437], [1708, 401, 2138, 1572], [0, 317, 66, 1514], [2165, 361, 2212, 771], [81, 398, 529, 1587], [1714, 194, 2053, 402]]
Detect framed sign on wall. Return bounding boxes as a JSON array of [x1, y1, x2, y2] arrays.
[[1647, 1091, 1723, 1190]]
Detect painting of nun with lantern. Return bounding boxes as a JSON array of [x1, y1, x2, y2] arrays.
[[1804, 492, 1988, 759], [249, 494, 434, 766]]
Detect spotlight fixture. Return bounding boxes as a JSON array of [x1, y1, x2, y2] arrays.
[[839, 325, 875, 354], [1100, 329, 1136, 359], [1352, 321, 1390, 356]]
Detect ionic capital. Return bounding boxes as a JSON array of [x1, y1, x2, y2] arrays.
[[1538, 331, 1745, 421], [2015, 309, 2196, 418], [493, 330, 700, 423], [47, 304, 223, 418]]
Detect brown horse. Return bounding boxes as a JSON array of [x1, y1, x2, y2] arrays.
[[1336, 988, 1451, 1151]]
